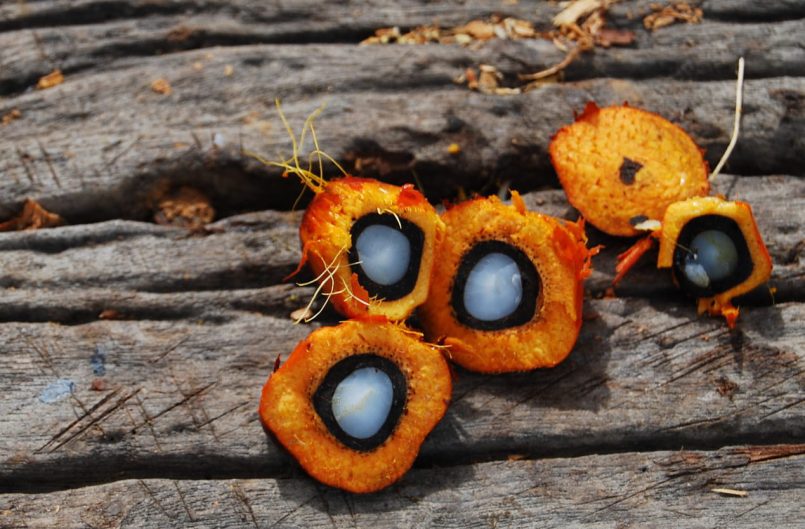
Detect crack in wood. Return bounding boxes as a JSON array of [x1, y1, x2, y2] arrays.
[[127, 382, 216, 435], [36, 389, 121, 453]]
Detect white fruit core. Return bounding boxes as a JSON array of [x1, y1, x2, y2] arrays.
[[355, 224, 411, 286], [463, 252, 523, 321], [331, 367, 394, 439]]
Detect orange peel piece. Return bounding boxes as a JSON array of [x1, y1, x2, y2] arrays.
[[550, 102, 710, 237], [259, 320, 452, 493], [419, 196, 593, 373]]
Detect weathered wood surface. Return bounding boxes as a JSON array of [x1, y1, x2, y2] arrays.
[[3, 445, 804, 528], [1, 292, 802, 490], [0, 0, 803, 527], [0, 174, 799, 308], [1, 1, 805, 216]]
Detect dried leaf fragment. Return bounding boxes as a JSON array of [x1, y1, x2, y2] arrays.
[[150, 78, 172, 95], [554, 0, 609, 27], [595, 27, 636, 47], [36, 69, 64, 90], [98, 309, 123, 320], [361, 16, 544, 46], [2, 109, 21, 125], [0, 199, 63, 232], [644, 2, 703, 31], [454, 20, 496, 40], [154, 186, 215, 230], [478, 64, 503, 93]]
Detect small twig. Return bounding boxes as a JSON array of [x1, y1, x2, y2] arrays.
[[519, 44, 585, 83], [711, 487, 748, 497], [710, 57, 745, 180]]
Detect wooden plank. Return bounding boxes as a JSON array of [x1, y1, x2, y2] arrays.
[[1, 71, 803, 221], [2, 10, 802, 95], [2, 445, 803, 527], [1, 297, 801, 490], [0, 176, 798, 306], [2, 0, 802, 30]]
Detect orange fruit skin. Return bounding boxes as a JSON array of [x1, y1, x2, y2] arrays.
[[657, 196, 773, 326], [299, 177, 443, 321], [420, 196, 593, 373], [550, 102, 710, 237], [260, 321, 452, 493]]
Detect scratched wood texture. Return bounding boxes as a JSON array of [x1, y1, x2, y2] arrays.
[[3, 445, 804, 528], [1, 0, 804, 527]]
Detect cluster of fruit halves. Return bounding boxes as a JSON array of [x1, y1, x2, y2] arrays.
[[259, 100, 772, 493]]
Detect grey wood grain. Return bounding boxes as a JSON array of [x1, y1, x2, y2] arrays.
[[1, 55, 804, 219], [0, 0, 802, 524], [0, 178, 798, 309], [2, 0, 802, 30], [2, 9, 802, 95], [1, 297, 801, 490], [2, 445, 803, 528]]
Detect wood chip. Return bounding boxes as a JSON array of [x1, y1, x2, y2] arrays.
[[36, 69, 64, 90]]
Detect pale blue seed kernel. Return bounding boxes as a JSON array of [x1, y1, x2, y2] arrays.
[[463, 252, 523, 321], [331, 367, 394, 439], [684, 230, 739, 287], [355, 224, 411, 286]]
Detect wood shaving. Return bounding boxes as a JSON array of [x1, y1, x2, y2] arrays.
[[644, 2, 703, 31], [0, 199, 63, 232], [36, 69, 64, 90]]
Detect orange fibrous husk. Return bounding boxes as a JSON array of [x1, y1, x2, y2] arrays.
[[420, 195, 594, 373], [613, 234, 658, 286], [299, 177, 444, 321], [550, 102, 710, 237], [259, 320, 452, 494], [657, 196, 773, 327]]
